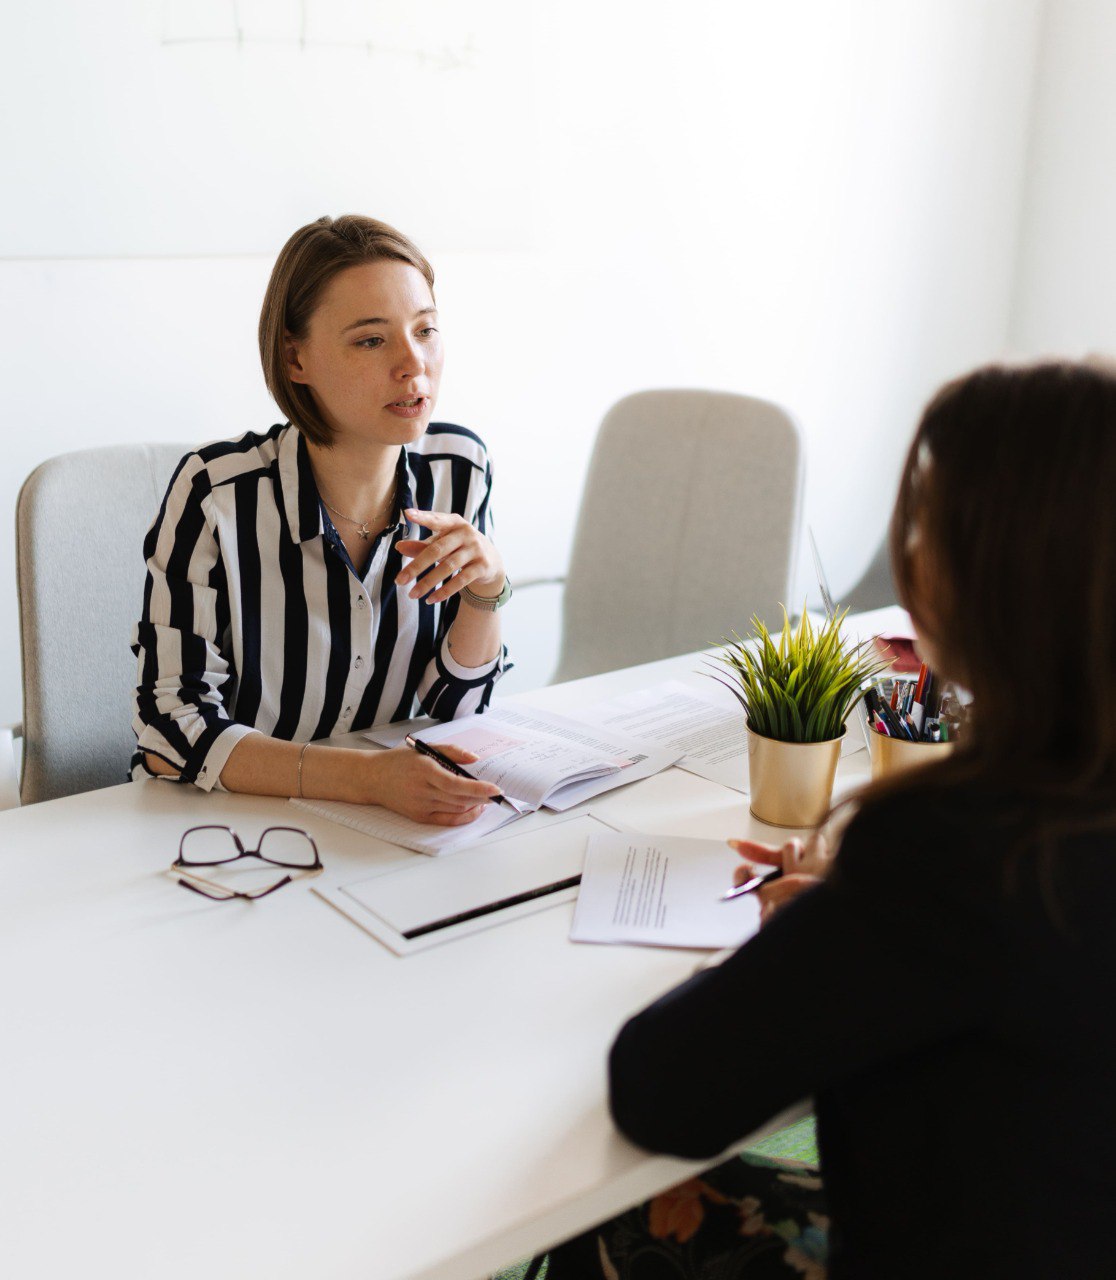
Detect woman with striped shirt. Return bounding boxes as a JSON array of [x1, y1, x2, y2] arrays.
[[132, 215, 511, 824]]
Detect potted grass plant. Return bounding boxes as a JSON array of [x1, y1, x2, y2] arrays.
[[707, 608, 887, 827]]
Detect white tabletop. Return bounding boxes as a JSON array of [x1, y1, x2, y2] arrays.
[[0, 654, 867, 1280]]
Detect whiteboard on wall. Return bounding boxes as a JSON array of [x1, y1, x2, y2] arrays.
[[1, 0, 536, 258]]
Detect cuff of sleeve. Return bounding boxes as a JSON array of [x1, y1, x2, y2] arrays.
[[192, 723, 259, 792], [135, 722, 258, 792], [437, 637, 507, 684]]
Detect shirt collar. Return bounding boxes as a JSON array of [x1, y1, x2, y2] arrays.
[[394, 445, 416, 525], [278, 425, 416, 545], [277, 426, 324, 544]]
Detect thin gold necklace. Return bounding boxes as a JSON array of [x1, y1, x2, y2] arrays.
[[321, 492, 395, 541]]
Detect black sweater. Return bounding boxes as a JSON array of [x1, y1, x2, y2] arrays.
[[608, 788, 1116, 1278]]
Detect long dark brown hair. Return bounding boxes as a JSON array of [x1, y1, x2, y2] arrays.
[[871, 360, 1116, 839]]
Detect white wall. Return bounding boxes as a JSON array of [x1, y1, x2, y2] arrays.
[[0, 0, 1043, 727], [1010, 0, 1116, 356]]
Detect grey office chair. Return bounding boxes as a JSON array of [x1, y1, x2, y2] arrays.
[[13, 443, 189, 805], [550, 389, 804, 684], [841, 538, 898, 612]]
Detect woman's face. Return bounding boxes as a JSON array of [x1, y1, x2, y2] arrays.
[[286, 259, 443, 450]]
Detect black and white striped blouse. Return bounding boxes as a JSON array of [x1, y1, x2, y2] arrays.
[[131, 422, 509, 790]]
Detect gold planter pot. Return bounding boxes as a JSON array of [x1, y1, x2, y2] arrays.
[[868, 730, 953, 779], [747, 727, 844, 829]]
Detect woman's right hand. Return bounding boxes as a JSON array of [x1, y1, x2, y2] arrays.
[[728, 832, 832, 925], [361, 743, 503, 825]]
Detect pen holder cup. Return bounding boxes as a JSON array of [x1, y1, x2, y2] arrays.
[[867, 730, 954, 780], [746, 728, 844, 829]]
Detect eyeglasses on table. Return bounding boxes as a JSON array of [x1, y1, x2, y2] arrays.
[[170, 825, 323, 901]]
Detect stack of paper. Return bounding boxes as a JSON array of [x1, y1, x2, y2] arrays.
[[565, 678, 751, 792], [568, 670, 867, 780]]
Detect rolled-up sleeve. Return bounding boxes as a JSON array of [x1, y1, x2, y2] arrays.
[[417, 629, 508, 719], [131, 456, 256, 790], [415, 449, 512, 720]]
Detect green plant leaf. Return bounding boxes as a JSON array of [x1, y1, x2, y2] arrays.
[[704, 606, 889, 743]]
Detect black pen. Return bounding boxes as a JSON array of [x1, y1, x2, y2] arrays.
[[404, 734, 516, 808], [402, 875, 582, 940], [719, 865, 784, 902]]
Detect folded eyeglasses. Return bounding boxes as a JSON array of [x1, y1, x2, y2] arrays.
[[170, 825, 323, 901]]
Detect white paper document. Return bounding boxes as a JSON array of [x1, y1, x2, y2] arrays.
[[568, 679, 751, 792], [840, 605, 915, 644], [570, 831, 763, 950], [575, 671, 868, 775], [315, 812, 625, 955], [365, 705, 680, 811]]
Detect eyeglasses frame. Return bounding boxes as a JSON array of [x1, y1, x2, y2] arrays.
[[171, 824, 323, 901]]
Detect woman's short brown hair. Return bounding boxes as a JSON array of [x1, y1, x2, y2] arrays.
[[258, 215, 435, 447]]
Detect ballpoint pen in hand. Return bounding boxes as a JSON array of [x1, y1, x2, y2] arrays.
[[404, 734, 516, 809], [719, 864, 784, 902]]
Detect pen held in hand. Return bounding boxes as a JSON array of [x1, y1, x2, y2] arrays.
[[719, 864, 784, 902], [404, 734, 515, 809]]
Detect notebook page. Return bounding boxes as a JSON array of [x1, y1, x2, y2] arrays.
[[290, 794, 518, 856], [412, 718, 619, 809]]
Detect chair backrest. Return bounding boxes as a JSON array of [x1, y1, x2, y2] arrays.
[[841, 538, 898, 613], [553, 389, 804, 684], [17, 443, 189, 804]]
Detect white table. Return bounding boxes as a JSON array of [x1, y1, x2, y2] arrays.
[[0, 654, 868, 1280]]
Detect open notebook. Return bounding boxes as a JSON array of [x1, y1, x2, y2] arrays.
[[293, 705, 681, 856]]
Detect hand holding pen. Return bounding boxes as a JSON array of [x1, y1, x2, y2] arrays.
[[404, 735, 517, 810], [721, 834, 831, 924], [364, 738, 505, 827]]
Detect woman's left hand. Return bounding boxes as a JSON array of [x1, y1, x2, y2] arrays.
[[395, 509, 505, 604]]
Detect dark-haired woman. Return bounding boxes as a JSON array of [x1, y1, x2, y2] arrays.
[[546, 360, 1116, 1279], [132, 216, 510, 821]]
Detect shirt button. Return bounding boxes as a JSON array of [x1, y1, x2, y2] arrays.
[[355, 656, 364, 669], [356, 596, 366, 609], [342, 706, 352, 717]]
